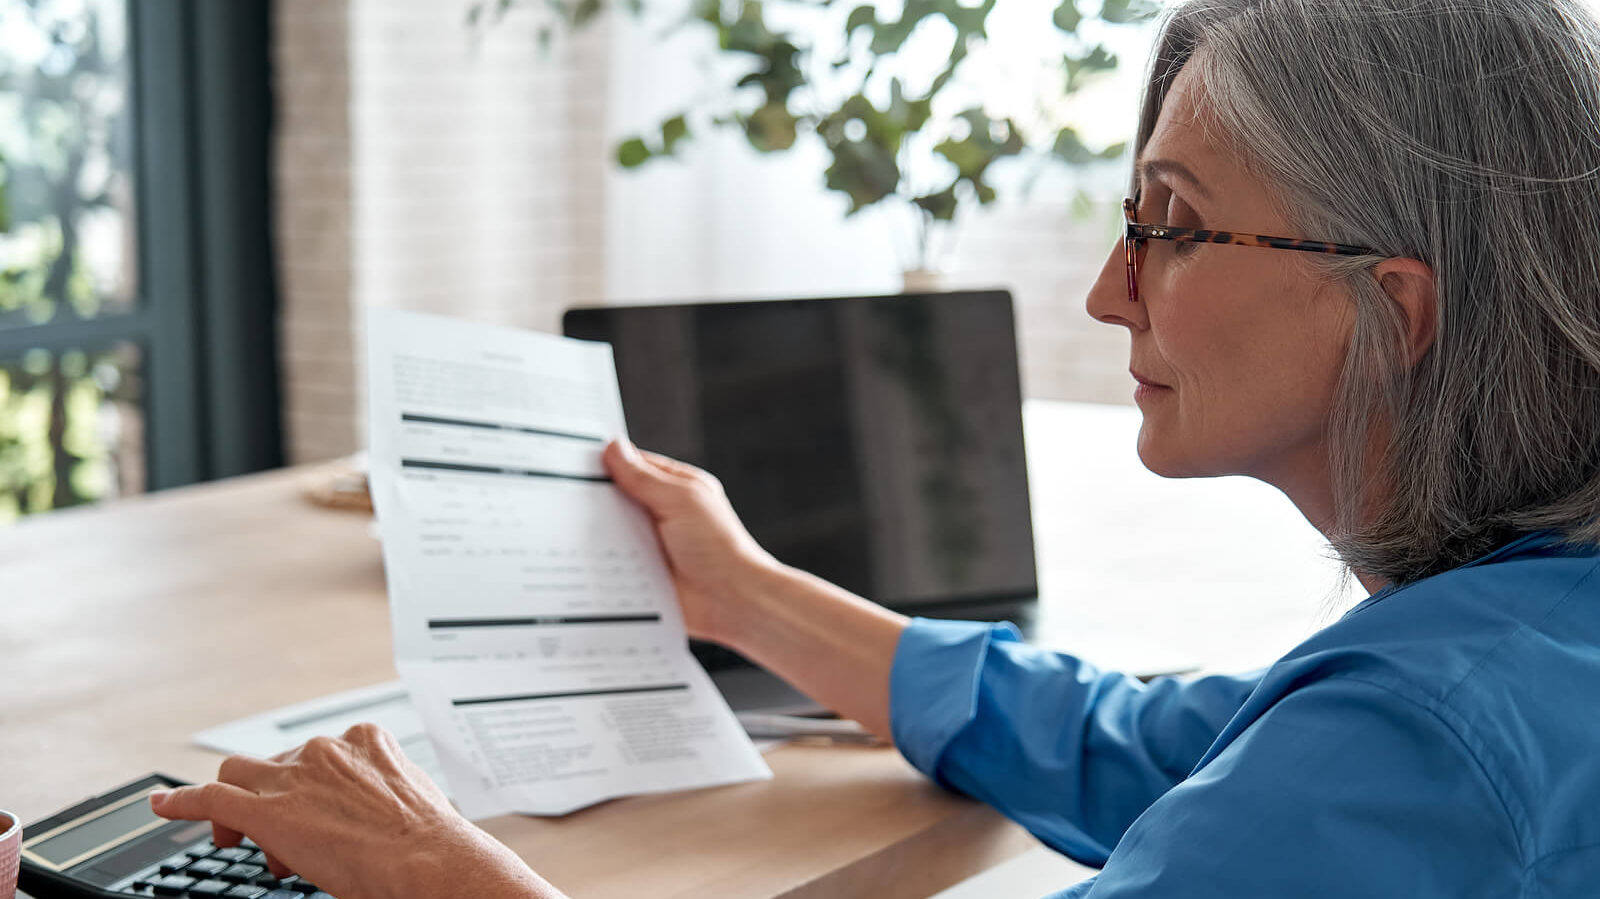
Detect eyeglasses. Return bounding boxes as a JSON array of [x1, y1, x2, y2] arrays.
[[1122, 196, 1383, 302]]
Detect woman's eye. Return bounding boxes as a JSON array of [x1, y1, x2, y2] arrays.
[[1173, 240, 1200, 257], [1168, 194, 1199, 224]]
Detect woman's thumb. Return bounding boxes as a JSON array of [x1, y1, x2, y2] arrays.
[[603, 439, 675, 512]]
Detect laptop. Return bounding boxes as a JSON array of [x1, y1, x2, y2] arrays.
[[564, 290, 1041, 712]]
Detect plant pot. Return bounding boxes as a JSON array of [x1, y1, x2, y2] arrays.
[[902, 268, 946, 293]]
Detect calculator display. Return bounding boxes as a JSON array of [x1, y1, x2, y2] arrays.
[[23, 772, 339, 898], [25, 791, 166, 869]]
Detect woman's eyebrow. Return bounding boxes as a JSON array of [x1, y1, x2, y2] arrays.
[[1137, 157, 1213, 201]]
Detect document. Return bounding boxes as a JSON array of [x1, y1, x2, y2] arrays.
[[192, 680, 784, 798], [365, 308, 771, 818], [194, 681, 447, 786]]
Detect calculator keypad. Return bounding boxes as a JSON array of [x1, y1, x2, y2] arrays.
[[123, 839, 336, 898]]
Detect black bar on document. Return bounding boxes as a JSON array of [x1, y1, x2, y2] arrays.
[[400, 413, 605, 444], [451, 683, 690, 707], [401, 458, 612, 483], [429, 615, 662, 629]]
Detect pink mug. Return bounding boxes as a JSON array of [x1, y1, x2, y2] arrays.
[[0, 809, 19, 899]]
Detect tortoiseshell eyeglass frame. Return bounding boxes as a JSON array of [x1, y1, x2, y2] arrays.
[[1122, 196, 1384, 303]]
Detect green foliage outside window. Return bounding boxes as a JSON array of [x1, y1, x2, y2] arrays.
[[0, 345, 139, 522], [1, 0, 141, 521]]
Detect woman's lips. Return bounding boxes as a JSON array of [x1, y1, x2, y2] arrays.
[[1131, 370, 1171, 401]]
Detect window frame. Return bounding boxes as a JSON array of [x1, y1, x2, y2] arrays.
[[0, 0, 282, 494]]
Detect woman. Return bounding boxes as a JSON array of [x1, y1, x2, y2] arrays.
[[152, 0, 1600, 895]]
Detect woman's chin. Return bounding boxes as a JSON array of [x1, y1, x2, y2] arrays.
[[1136, 446, 1181, 478], [1135, 423, 1208, 479]]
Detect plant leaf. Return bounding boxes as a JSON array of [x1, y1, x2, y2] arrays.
[[845, 5, 876, 37], [1051, 0, 1081, 33], [1051, 127, 1095, 165], [913, 185, 959, 221], [1098, 140, 1128, 160], [1064, 43, 1117, 91], [823, 137, 900, 213], [932, 108, 1023, 207], [887, 78, 933, 133], [868, 15, 918, 54], [661, 115, 690, 153], [616, 137, 651, 168], [1100, 0, 1161, 24], [745, 102, 798, 152], [571, 0, 602, 26]]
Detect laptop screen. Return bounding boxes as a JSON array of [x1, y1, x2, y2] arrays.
[[563, 290, 1037, 611]]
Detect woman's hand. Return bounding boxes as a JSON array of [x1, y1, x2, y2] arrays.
[[149, 724, 565, 899], [603, 440, 907, 737], [602, 439, 785, 644]]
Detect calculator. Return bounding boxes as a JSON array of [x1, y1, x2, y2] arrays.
[[19, 774, 337, 899]]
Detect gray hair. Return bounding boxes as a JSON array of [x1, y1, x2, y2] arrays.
[[1134, 0, 1600, 585]]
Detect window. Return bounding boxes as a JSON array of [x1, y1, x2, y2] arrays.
[[0, 0, 281, 522]]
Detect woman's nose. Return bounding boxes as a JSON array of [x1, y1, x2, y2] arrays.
[[1085, 239, 1147, 332]]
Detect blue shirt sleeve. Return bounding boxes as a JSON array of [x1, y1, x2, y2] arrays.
[[1054, 676, 1523, 898], [889, 618, 1261, 865]]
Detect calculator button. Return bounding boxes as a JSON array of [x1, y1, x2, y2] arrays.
[[151, 874, 199, 896], [221, 863, 265, 883], [244, 850, 268, 866], [288, 882, 321, 894], [261, 892, 303, 899], [158, 852, 195, 875], [188, 859, 230, 878], [238, 837, 260, 850], [188, 844, 219, 859], [213, 847, 254, 863], [189, 880, 233, 896], [223, 887, 269, 899]]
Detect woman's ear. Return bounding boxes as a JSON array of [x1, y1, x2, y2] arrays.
[[1372, 257, 1438, 367]]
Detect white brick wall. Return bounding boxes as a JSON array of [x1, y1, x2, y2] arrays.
[[349, 0, 608, 327], [949, 200, 1136, 406], [274, 0, 611, 463], [274, 0, 358, 464]]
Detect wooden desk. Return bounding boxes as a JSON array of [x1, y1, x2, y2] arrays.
[[1, 465, 1034, 899], [2, 401, 1356, 899]]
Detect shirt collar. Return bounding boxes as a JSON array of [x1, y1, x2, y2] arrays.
[[1341, 529, 1568, 619]]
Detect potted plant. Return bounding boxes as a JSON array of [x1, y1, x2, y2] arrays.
[[471, 0, 1159, 284]]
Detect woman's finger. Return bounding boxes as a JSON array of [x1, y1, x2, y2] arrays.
[[342, 721, 389, 746], [217, 754, 284, 792], [342, 723, 407, 774], [638, 449, 707, 481], [208, 821, 246, 851], [149, 782, 257, 847], [263, 850, 293, 880]]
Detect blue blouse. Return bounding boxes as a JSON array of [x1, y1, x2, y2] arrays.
[[889, 531, 1600, 897]]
